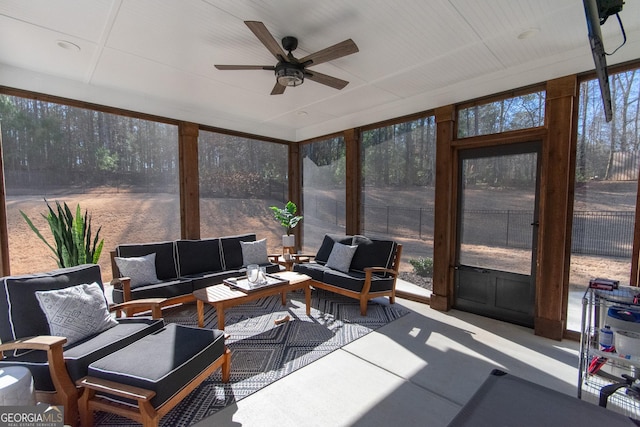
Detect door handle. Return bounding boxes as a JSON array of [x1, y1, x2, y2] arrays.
[[530, 221, 539, 226]]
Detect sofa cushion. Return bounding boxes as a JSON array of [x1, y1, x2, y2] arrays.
[[293, 262, 332, 281], [88, 324, 225, 408], [350, 236, 397, 272], [116, 241, 177, 281], [0, 318, 164, 392], [325, 242, 358, 273], [315, 234, 354, 264], [188, 271, 239, 291], [111, 279, 193, 304], [0, 264, 103, 354], [176, 238, 223, 276], [35, 282, 118, 347], [241, 238, 269, 266], [114, 253, 159, 288], [220, 233, 256, 270], [322, 269, 396, 293]]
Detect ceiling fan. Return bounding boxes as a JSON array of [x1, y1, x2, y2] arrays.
[[215, 21, 359, 95]]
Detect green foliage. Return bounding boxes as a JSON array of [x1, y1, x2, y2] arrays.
[[20, 200, 104, 268], [409, 257, 434, 277], [269, 201, 303, 235], [96, 146, 119, 172]]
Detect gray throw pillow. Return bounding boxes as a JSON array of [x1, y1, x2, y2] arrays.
[[114, 253, 159, 288], [325, 242, 358, 273], [35, 282, 118, 346], [241, 238, 269, 266]]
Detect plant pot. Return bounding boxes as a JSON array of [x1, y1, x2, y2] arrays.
[[282, 234, 295, 248]]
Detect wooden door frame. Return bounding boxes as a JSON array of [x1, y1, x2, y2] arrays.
[[431, 76, 578, 340]]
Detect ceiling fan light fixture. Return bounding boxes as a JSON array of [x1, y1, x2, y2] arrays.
[[275, 63, 304, 87]]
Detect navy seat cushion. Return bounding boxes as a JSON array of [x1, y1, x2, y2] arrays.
[[237, 263, 281, 275], [351, 236, 397, 273], [293, 262, 332, 281], [176, 238, 223, 276], [88, 324, 226, 408], [321, 269, 395, 293], [0, 318, 164, 392], [220, 233, 256, 270], [188, 271, 240, 291], [0, 264, 103, 345], [112, 279, 193, 304], [116, 242, 177, 281], [315, 234, 353, 264]]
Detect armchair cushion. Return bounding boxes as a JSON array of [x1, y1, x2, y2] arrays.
[[293, 262, 332, 281], [35, 282, 118, 346], [351, 236, 397, 273], [325, 242, 358, 273], [0, 317, 164, 392], [0, 264, 104, 356], [241, 238, 269, 266], [114, 253, 159, 288], [322, 269, 396, 293], [315, 234, 354, 264]]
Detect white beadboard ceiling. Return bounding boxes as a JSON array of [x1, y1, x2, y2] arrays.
[[0, 0, 638, 142]]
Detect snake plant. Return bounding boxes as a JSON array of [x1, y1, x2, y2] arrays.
[[21, 200, 104, 268]]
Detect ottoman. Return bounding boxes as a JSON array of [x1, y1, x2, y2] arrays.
[[77, 323, 230, 427]]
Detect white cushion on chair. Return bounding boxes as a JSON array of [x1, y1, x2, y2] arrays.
[[114, 253, 159, 288], [241, 238, 268, 266], [325, 242, 358, 273], [35, 282, 118, 346]]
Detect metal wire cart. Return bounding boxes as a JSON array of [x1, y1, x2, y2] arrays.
[[579, 284, 640, 419]]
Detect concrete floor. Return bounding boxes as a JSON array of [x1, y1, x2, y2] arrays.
[[195, 281, 582, 427]]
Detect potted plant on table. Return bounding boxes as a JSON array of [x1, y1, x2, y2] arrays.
[[269, 201, 303, 257]]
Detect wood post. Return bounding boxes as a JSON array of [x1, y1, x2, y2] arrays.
[[535, 76, 577, 340], [288, 142, 302, 251], [431, 105, 456, 311], [0, 123, 10, 276], [179, 122, 200, 240], [345, 129, 361, 236]]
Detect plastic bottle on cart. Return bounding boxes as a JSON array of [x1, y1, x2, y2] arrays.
[[600, 325, 614, 349]]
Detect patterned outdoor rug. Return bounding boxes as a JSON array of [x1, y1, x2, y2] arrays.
[[93, 289, 409, 426]]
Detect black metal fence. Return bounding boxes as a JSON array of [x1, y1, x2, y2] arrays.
[[304, 194, 634, 258]]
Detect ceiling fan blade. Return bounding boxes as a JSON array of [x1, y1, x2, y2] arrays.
[[270, 82, 286, 95], [214, 65, 275, 70], [299, 39, 359, 67], [245, 21, 287, 61], [305, 70, 349, 90]]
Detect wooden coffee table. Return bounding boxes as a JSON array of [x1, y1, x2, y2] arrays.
[[193, 271, 312, 330]]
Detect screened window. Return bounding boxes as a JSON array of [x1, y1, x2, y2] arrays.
[[457, 91, 545, 138], [361, 117, 436, 276], [300, 136, 346, 253], [198, 130, 287, 254], [0, 95, 179, 280], [567, 68, 640, 331]]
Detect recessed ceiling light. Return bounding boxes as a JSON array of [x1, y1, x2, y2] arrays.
[[517, 28, 539, 40], [56, 40, 81, 52]]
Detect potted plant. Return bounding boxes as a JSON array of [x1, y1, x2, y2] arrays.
[[269, 201, 303, 252], [20, 200, 104, 268]]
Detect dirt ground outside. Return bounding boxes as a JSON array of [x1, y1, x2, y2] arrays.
[[6, 179, 634, 332]]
